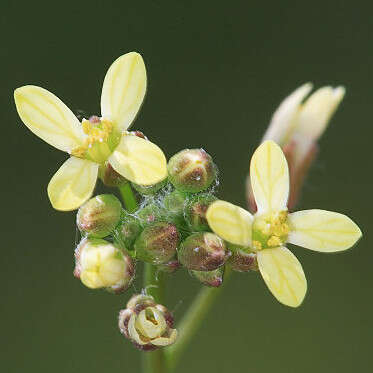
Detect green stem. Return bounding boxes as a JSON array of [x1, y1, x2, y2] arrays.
[[165, 269, 231, 371], [119, 183, 138, 213], [143, 263, 166, 373]]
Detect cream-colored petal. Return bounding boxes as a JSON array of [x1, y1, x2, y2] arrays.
[[14, 85, 84, 152], [47, 157, 98, 211], [128, 314, 148, 345], [296, 86, 345, 142], [151, 329, 178, 346], [135, 308, 167, 339], [101, 52, 147, 131], [288, 209, 362, 252], [250, 140, 289, 213], [108, 135, 167, 185], [262, 83, 313, 145], [206, 200, 253, 247], [257, 246, 307, 307]]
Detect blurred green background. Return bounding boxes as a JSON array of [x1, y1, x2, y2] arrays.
[[1, 1, 372, 372]]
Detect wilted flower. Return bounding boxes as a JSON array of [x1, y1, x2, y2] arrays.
[[249, 83, 345, 211], [118, 294, 177, 350], [74, 238, 134, 293], [208, 140, 361, 307], [14, 52, 167, 211]]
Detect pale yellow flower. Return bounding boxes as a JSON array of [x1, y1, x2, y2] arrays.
[[207, 140, 361, 307], [14, 52, 167, 211]]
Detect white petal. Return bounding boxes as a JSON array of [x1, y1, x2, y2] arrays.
[[262, 83, 313, 145], [257, 246, 307, 307], [206, 200, 253, 246], [101, 52, 147, 131], [14, 86, 84, 152], [250, 140, 289, 213], [47, 157, 98, 211], [108, 135, 167, 185], [288, 209, 362, 252]]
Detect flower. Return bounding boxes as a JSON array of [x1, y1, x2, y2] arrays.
[[118, 294, 177, 350], [207, 140, 361, 307], [14, 52, 167, 211], [250, 83, 345, 210]]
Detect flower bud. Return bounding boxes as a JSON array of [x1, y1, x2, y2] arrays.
[[132, 179, 167, 196], [74, 238, 134, 293], [136, 202, 162, 226], [228, 246, 258, 272], [134, 222, 180, 265], [114, 212, 142, 252], [162, 190, 189, 228], [167, 149, 217, 193], [190, 266, 224, 287], [77, 194, 122, 238], [178, 232, 228, 271], [118, 294, 177, 350], [99, 161, 128, 187], [157, 259, 181, 273], [184, 193, 217, 231]]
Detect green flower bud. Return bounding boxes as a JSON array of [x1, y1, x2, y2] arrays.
[[119, 294, 177, 350], [99, 161, 128, 187], [157, 259, 181, 273], [178, 232, 228, 271], [134, 222, 180, 264], [136, 202, 163, 226], [190, 266, 224, 287], [184, 193, 217, 231], [74, 238, 135, 293], [167, 149, 217, 193], [114, 212, 142, 252], [162, 190, 189, 228], [77, 194, 122, 238], [228, 246, 258, 272], [132, 179, 167, 196]]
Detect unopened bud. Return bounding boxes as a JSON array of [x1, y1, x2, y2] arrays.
[[228, 246, 258, 272], [163, 190, 189, 228], [185, 193, 217, 231], [157, 259, 181, 273], [114, 212, 142, 252], [178, 232, 228, 271], [99, 161, 128, 187], [136, 202, 162, 226], [77, 194, 122, 238], [74, 238, 135, 293], [167, 149, 217, 193], [190, 266, 224, 287], [134, 222, 180, 265], [118, 294, 177, 350], [132, 179, 167, 196]]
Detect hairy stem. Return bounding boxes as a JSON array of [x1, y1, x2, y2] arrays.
[[143, 263, 166, 373], [165, 268, 231, 371]]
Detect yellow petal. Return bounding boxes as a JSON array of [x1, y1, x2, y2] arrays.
[[257, 246, 307, 307], [151, 329, 178, 346], [14, 85, 84, 152], [250, 140, 289, 213], [288, 209, 362, 252], [262, 83, 313, 145], [296, 86, 345, 142], [206, 200, 253, 246], [101, 52, 147, 131], [47, 157, 98, 211], [108, 135, 167, 185]]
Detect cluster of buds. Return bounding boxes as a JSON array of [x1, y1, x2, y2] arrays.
[[73, 147, 258, 295], [118, 294, 177, 350]]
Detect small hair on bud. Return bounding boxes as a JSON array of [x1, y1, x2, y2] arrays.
[[132, 178, 168, 196], [113, 211, 142, 252], [157, 259, 181, 273], [134, 222, 180, 265], [178, 232, 228, 271], [77, 194, 122, 238], [228, 245, 258, 272], [184, 193, 217, 231], [167, 149, 217, 193], [190, 266, 225, 287]]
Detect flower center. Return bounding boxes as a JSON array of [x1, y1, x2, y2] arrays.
[[252, 210, 289, 250], [71, 116, 121, 164]]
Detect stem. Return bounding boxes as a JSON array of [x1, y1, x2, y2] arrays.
[[142, 263, 166, 373], [165, 269, 231, 371], [119, 183, 138, 213]]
